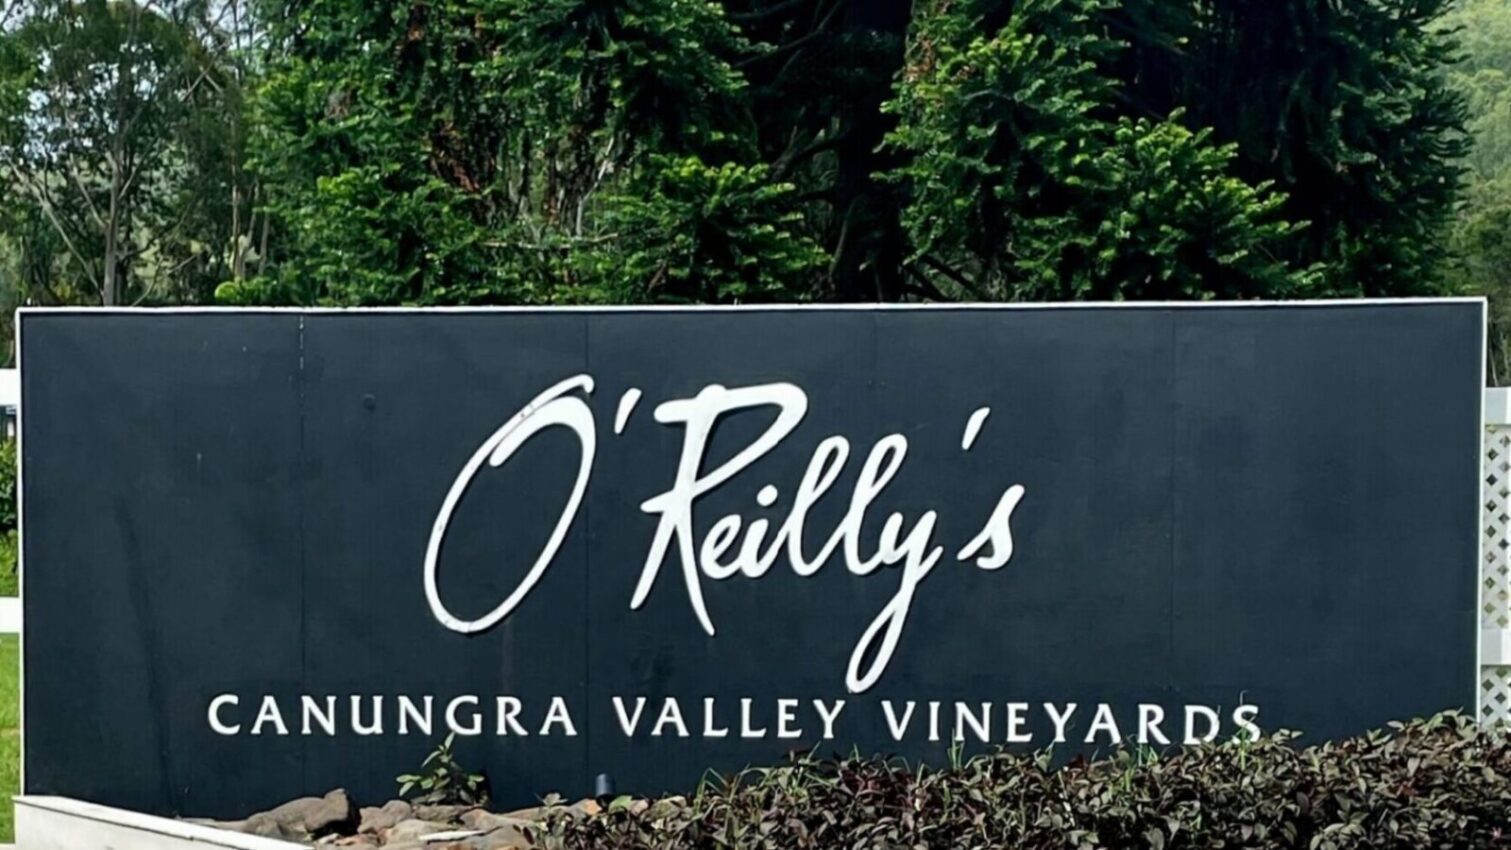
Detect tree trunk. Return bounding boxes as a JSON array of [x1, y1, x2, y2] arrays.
[[827, 0, 910, 302], [102, 174, 119, 307]]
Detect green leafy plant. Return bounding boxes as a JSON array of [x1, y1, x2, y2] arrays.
[[545, 712, 1511, 849], [577, 156, 825, 304], [396, 733, 489, 808]]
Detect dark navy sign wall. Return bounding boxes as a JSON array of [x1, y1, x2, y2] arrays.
[[20, 303, 1484, 818]]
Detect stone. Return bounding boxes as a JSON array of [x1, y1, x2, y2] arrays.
[[383, 819, 455, 843], [335, 836, 380, 848], [240, 788, 357, 840], [496, 800, 576, 824], [444, 831, 530, 850], [306, 789, 359, 836], [359, 800, 414, 834], [454, 813, 538, 848], [241, 813, 304, 841], [458, 811, 532, 832], [495, 805, 551, 823], [476, 824, 537, 849], [428, 828, 535, 850], [569, 798, 602, 817], [414, 804, 474, 824], [418, 829, 483, 842]]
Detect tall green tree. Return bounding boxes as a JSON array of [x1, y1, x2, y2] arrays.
[[884, 0, 1313, 301], [0, 0, 1465, 309], [1113, 0, 1470, 297], [231, 0, 823, 306], [723, 0, 915, 300], [1441, 0, 1511, 382]]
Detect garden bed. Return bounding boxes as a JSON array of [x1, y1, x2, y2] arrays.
[[178, 712, 1511, 850]]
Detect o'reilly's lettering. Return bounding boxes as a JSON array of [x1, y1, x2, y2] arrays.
[[423, 376, 1027, 694]]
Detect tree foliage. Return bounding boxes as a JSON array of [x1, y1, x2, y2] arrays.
[[0, 0, 255, 307], [1442, 0, 1511, 383], [884, 0, 1313, 301], [1116, 0, 1469, 298], [0, 0, 1479, 313], [579, 156, 824, 303], [221, 0, 820, 305]]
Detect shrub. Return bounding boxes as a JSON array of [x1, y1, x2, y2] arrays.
[[396, 733, 489, 808], [543, 712, 1511, 849]]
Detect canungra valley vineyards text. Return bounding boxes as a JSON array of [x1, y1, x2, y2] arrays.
[[206, 694, 1262, 746]]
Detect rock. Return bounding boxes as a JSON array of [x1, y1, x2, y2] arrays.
[[414, 804, 475, 824], [570, 798, 602, 817], [465, 833, 537, 850], [240, 789, 357, 840], [431, 827, 535, 850], [335, 836, 380, 848], [383, 819, 455, 843], [359, 800, 414, 834], [458, 811, 531, 832], [477, 824, 538, 848], [495, 805, 553, 823], [454, 812, 538, 847], [241, 813, 304, 841], [416, 829, 483, 843], [497, 799, 583, 824], [306, 789, 359, 836]]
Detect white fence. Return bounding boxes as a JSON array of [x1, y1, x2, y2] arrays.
[[1484, 389, 1511, 724]]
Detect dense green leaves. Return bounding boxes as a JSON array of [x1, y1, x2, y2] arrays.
[[544, 713, 1511, 849], [884, 0, 1313, 300], [0, 0, 1483, 313], [396, 733, 489, 808], [579, 156, 824, 303], [1443, 0, 1511, 383], [1116, 0, 1470, 299], [230, 0, 780, 305]]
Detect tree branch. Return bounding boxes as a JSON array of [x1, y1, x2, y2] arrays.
[[63, 152, 108, 231], [902, 265, 951, 302], [918, 253, 988, 300], [735, 0, 842, 69], [728, 0, 813, 24], [8, 165, 103, 294]]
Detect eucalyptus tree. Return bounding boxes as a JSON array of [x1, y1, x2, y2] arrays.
[[0, 0, 249, 306]]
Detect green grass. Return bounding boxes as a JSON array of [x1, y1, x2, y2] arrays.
[[0, 634, 18, 841]]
